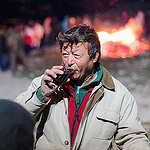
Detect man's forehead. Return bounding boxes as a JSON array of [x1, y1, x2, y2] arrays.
[[62, 42, 88, 50]]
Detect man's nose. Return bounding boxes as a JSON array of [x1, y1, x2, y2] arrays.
[[68, 55, 74, 67]]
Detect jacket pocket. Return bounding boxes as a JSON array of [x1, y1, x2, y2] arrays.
[[92, 109, 119, 140]]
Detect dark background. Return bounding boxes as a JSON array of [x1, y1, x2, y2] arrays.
[[0, 0, 150, 26]]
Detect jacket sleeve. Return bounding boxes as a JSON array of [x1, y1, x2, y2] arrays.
[[115, 92, 150, 150], [14, 75, 48, 119]]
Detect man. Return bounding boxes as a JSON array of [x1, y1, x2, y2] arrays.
[[0, 99, 34, 150], [6, 25, 29, 73], [0, 26, 9, 71], [15, 25, 150, 150]]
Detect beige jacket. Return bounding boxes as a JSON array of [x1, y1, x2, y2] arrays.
[[15, 67, 150, 150]]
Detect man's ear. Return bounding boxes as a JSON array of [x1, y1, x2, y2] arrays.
[[93, 52, 99, 63]]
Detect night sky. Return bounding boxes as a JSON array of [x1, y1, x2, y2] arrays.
[[0, 0, 149, 25]]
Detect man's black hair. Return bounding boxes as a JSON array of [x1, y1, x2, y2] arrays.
[[57, 24, 101, 66]]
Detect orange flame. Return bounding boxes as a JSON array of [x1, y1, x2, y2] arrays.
[[97, 13, 150, 58]]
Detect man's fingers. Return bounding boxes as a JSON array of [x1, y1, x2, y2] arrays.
[[43, 74, 53, 82], [45, 81, 57, 89], [45, 69, 57, 79], [45, 67, 64, 79]]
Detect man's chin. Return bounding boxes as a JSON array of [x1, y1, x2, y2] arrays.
[[70, 74, 84, 81], [70, 74, 80, 80]]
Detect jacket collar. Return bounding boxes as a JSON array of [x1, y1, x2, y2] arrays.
[[101, 66, 115, 91]]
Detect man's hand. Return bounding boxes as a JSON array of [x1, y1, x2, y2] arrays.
[[40, 66, 64, 97]]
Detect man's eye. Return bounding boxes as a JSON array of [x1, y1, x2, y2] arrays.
[[62, 53, 68, 57], [74, 54, 80, 58]]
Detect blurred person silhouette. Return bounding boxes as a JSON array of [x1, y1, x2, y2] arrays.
[[68, 16, 77, 30], [144, 10, 150, 39], [61, 15, 70, 32], [120, 11, 129, 26], [24, 20, 36, 55], [0, 99, 34, 150], [135, 10, 145, 26], [103, 12, 112, 28], [82, 14, 92, 26], [76, 16, 82, 26], [15, 25, 150, 150], [48, 16, 61, 46], [40, 17, 52, 48], [33, 21, 44, 49], [0, 26, 9, 71], [40, 16, 60, 47], [93, 13, 102, 31], [5, 24, 29, 73]]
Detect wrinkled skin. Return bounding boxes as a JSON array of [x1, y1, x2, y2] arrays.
[[41, 42, 99, 97]]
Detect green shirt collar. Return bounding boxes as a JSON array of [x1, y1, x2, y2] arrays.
[[74, 64, 103, 90], [74, 64, 103, 110]]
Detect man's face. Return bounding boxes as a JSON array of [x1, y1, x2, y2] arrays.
[[62, 42, 96, 80]]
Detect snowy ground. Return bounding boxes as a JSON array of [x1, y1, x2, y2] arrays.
[[0, 50, 150, 123], [0, 70, 32, 100]]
